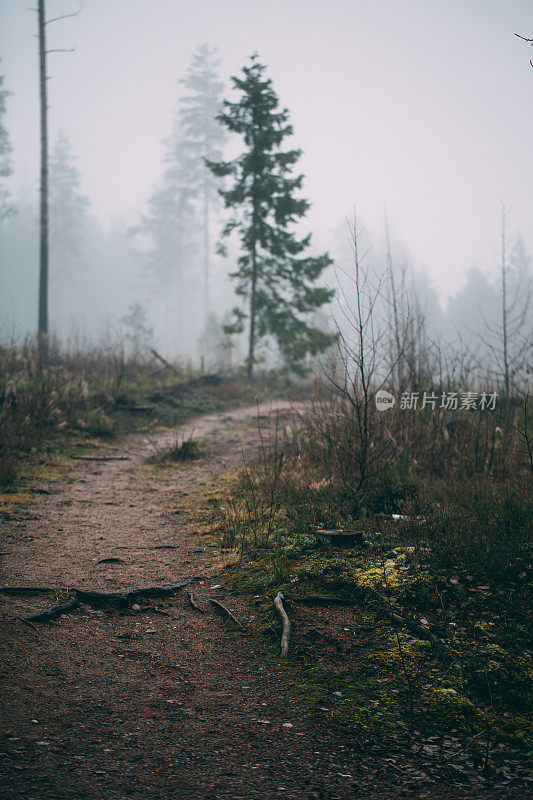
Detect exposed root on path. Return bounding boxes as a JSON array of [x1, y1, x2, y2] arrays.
[[209, 599, 244, 629], [187, 591, 204, 612], [0, 579, 203, 623], [70, 455, 131, 461]]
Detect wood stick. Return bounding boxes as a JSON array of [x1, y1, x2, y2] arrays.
[[150, 347, 178, 373], [209, 599, 244, 629], [274, 591, 291, 657]]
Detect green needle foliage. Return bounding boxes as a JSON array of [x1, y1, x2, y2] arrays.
[[207, 54, 335, 377]]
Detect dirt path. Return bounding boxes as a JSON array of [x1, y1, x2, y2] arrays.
[[0, 404, 520, 800]]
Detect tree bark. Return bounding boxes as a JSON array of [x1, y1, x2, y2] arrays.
[[247, 239, 257, 379], [203, 167, 210, 324], [38, 0, 49, 355], [501, 206, 510, 396]]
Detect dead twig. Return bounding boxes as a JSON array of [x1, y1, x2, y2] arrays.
[[150, 347, 179, 374], [274, 591, 291, 657]]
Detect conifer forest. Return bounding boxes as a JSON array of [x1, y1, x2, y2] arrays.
[[0, 2, 531, 799]]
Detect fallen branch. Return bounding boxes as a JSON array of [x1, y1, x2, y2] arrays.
[[71, 455, 130, 461], [210, 599, 244, 629], [150, 347, 179, 374], [0, 587, 52, 595], [274, 591, 291, 658], [187, 592, 204, 613]]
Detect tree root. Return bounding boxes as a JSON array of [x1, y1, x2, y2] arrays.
[[70, 455, 131, 461], [26, 594, 80, 622], [380, 608, 449, 657], [1, 578, 202, 623], [187, 592, 204, 613], [209, 599, 244, 629], [274, 591, 291, 657], [287, 592, 449, 659]]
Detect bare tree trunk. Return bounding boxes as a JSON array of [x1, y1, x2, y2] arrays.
[[501, 205, 510, 397], [38, 0, 49, 357], [384, 208, 402, 389], [203, 170, 210, 324], [247, 239, 257, 379]]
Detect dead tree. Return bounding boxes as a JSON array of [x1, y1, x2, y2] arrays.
[[36, 0, 79, 359], [514, 33, 533, 67]]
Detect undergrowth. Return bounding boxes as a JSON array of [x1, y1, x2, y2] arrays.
[[205, 402, 532, 767], [0, 339, 286, 488]]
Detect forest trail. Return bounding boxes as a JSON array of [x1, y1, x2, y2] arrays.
[[0, 403, 518, 800]]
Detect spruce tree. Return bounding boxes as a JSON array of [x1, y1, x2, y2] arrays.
[[179, 44, 227, 319], [207, 55, 334, 377], [136, 44, 225, 325], [50, 130, 89, 280]]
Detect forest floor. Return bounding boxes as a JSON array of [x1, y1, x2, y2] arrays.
[[0, 402, 528, 799]]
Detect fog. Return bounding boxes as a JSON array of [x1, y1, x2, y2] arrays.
[[0, 0, 531, 368]]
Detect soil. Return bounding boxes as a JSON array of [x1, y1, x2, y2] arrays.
[[0, 403, 525, 799]]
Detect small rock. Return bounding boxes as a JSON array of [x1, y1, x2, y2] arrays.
[[131, 604, 141, 612], [282, 723, 294, 728], [333, 691, 343, 698]]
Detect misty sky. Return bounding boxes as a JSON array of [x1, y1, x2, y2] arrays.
[[1, 0, 531, 298]]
